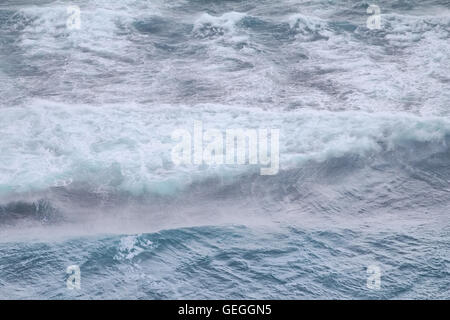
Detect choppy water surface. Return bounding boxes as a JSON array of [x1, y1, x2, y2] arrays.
[[0, 0, 449, 299]]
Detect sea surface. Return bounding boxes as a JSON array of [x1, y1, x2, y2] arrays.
[[0, 0, 449, 299]]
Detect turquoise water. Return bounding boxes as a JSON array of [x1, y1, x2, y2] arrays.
[[0, 0, 449, 299]]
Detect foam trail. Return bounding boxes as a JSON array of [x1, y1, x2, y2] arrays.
[[0, 0, 449, 300]]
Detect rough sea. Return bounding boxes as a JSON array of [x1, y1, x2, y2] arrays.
[[0, 0, 449, 299]]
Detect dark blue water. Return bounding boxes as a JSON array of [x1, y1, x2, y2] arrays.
[[0, 0, 449, 299]]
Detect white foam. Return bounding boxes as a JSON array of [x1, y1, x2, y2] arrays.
[[1, 99, 449, 197]]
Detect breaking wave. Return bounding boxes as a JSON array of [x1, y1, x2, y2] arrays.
[[0, 0, 448, 300]]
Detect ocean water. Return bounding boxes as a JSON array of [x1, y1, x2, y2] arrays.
[[0, 0, 449, 299]]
